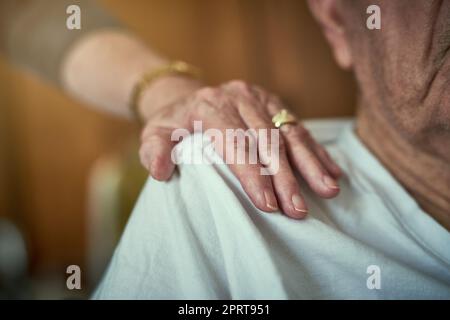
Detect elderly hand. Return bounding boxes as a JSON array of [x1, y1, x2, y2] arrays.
[[138, 78, 341, 219]]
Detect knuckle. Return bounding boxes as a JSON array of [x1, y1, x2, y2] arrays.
[[141, 127, 170, 146], [139, 141, 151, 154], [195, 86, 218, 100], [140, 125, 153, 142], [228, 79, 251, 92], [192, 87, 224, 115], [194, 100, 217, 117], [141, 126, 159, 141], [251, 85, 269, 101], [138, 145, 150, 165], [269, 94, 283, 105]]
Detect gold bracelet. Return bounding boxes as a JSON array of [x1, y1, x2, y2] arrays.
[[129, 60, 202, 126]]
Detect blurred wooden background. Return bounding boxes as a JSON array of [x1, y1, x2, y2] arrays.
[[0, 0, 356, 278]]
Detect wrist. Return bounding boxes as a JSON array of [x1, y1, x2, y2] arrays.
[[138, 75, 204, 122]]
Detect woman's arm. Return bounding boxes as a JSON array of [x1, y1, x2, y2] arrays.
[[1, 0, 343, 219], [60, 30, 203, 119], [0, 0, 201, 119]]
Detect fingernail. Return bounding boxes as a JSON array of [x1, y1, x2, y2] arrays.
[[323, 175, 339, 189], [264, 190, 278, 211], [292, 194, 308, 213]]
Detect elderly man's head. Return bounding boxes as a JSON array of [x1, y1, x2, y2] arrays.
[[309, 0, 450, 161]]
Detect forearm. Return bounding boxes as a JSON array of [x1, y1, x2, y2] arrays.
[[61, 30, 203, 119], [0, 0, 202, 120], [0, 0, 120, 83]]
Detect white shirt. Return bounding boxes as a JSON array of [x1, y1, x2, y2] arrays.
[[93, 119, 450, 299]]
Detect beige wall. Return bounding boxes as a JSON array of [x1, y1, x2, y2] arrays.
[[0, 0, 356, 275]]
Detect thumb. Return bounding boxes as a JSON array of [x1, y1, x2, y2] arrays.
[[139, 126, 178, 181]]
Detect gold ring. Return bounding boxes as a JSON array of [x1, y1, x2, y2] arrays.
[[272, 109, 297, 128]]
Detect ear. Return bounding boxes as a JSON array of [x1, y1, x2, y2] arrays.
[[307, 0, 353, 70]]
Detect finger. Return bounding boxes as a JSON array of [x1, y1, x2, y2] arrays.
[[236, 98, 308, 218], [218, 129, 279, 213], [230, 158, 280, 213], [309, 140, 342, 179], [189, 88, 279, 212], [139, 126, 177, 181], [266, 98, 340, 198], [199, 108, 279, 212], [282, 125, 340, 198], [264, 94, 341, 178], [271, 151, 308, 219]]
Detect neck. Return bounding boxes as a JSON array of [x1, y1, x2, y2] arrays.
[[356, 105, 450, 231]]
